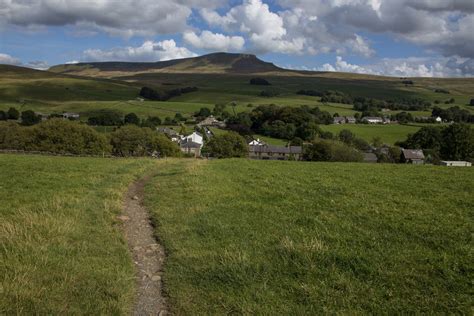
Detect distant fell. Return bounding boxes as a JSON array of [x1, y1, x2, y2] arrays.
[[49, 52, 285, 77]]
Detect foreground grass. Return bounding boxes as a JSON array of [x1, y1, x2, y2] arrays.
[[145, 159, 473, 314], [0, 154, 157, 314]]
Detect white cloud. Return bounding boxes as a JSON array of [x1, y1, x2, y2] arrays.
[[316, 56, 474, 77], [82, 40, 197, 62], [201, 0, 306, 54], [183, 31, 245, 52], [0, 53, 21, 65]]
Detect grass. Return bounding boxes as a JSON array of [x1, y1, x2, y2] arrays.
[[0, 154, 157, 314], [320, 124, 428, 145], [145, 159, 474, 314]]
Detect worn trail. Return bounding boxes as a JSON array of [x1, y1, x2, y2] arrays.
[[121, 175, 167, 316]]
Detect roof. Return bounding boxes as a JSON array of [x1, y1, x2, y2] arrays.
[[249, 145, 302, 154], [180, 139, 201, 148], [345, 116, 356, 120], [402, 149, 425, 160], [363, 116, 383, 120], [158, 127, 178, 136]]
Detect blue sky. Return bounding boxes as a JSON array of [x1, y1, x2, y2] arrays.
[[0, 0, 473, 77]]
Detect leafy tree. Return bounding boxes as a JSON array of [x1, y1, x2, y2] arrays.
[[202, 132, 248, 158], [87, 109, 123, 126], [195, 107, 212, 119], [139, 86, 162, 101], [124, 112, 140, 125], [0, 121, 29, 150], [141, 116, 161, 128], [7, 107, 20, 120], [110, 125, 180, 157], [174, 112, 186, 122], [303, 140, 362, 162], [21, 110, 41, 126], [399, 126, 443, 152], [440, 123, 474, 161], [338, 129, 355, 144], [372, 136, 383, 148]]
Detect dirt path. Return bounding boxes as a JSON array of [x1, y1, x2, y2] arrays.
[[120, 175, 167, 316]]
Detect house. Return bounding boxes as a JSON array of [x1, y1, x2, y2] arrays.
[[401, 149, 425, 164], [63, 112, 80, 120], [249, 145, 303, 161], [182, 131, 203, 146], [435, 116, 442, 123], [180, 139, 202, 157], [157, 127, 181, 142], [440, 161, 472, 167], [197, 115, 226, 128], [383, 117, 391, 124], [346, 116, 356, 124], [362, 117, 383, 124], [333, 116, 346, 124], [248, 138, 266, 146]]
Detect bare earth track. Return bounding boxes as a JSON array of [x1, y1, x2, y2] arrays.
[[121, 175, 167, 316]]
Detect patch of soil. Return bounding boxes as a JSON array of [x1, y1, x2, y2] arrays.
[[121, 175, 167, 315]]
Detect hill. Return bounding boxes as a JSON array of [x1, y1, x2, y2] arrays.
[[49, 52, 284, 77], [0, 64, 139, 102]]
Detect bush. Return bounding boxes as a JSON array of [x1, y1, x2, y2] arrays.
[[7, 107, 20, 120], [303, 140, 363, 162], [124, 112, 140, 125], [110, 125, 180, 157], [87, 109, 123, 126], [141, 116, 161, 128], [21, 110, 41, 126], [0, 120, 110, 155], [202, 132, 248, 158]]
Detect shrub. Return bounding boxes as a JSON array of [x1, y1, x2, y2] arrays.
[[202, 132, 248, 158], [7, 107, 19, 120], [21, 110, 41, 126], [141, 116, 162, 128], [110, 125, 180, 157], [124, 112, 140, 125], [303, 140, 363, 162], [87, 109, 123, 126], [0, 121, 29, 150]]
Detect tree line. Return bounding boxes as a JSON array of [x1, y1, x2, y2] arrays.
[[0, 119, 180, 157], [139, 86, 198, 101]]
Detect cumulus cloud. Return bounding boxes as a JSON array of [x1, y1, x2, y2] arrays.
[[82, 40, 196, 62], [0, 53, 21, 65], [201, 0, 306, 54], [0, 0, 201, 37], [183, 31, 245, 52], [316, 56, 474, 77]]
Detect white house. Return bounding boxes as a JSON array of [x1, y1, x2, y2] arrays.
[[435, 116, 442, 123], [249, 138, 266, 146], [440, 161, 472, 167], [182, 132, 203, 146], [362, 117, 384, 124]]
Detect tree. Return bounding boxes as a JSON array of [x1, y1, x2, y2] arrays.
[[124, 112, 140, 125], [303, 140, 363, 162], [21, 110, 41, 126], [179, 124, 187, 135], [372, 136, 383, 148], [195, 107, 211, 119], [142, 116, 161, 128], [470, 99, 474, 106], [87, 109, 123, 126], [139, 86, 162, 101], [0, 110, 7, 121], [7, 107, 20, 120], [202, 132, 248, 158], [338, 129, 355, 144], [440, 123, 474, 161], [399, 126, 443, 152], [110, 125, 180, 157]]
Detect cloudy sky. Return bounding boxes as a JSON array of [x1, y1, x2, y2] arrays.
[[0, 0, 473, 77]]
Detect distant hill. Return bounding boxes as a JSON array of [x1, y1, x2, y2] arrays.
[[49, 52, 287, 77]]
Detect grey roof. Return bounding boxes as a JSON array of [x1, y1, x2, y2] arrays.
[[249, 145, 302, 154], [180, 139, 201, 148], [402, 149, 425, 160], [363, 152, 378, 162], [158, 127, 178, 136], [363, 116, 383, 120]]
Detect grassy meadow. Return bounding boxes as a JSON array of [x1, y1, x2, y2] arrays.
[[0, 154, 157, 314], [145, 159, 474, 314]]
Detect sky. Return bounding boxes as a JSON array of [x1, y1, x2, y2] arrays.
[[0, 0, 473, 77]]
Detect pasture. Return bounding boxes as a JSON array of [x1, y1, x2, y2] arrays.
[[145, 159, 474, 314], [0, 154, 156, 314]]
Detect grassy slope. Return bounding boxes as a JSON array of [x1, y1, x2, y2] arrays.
[[145, 159, 473, 314], [0, 154, 156, 314]]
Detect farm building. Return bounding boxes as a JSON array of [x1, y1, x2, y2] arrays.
[[401, 149, 425, 164], [180, 139, 202, 157], [157, 127, 181, 142], [333, 116, 346, 124], [346, 116, 356, 124], [249, 145, 302, 161], [63, 112, 80, 120], [182, 131, 203, 146], [248, 138, 266, 146], [197, 115, 226, 128], [440, 161, 472, 167], [362, 117, 384, 124]]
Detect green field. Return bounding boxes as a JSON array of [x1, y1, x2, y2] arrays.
[[145, 159, 473, 314], [0, 154, 156, 314]]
